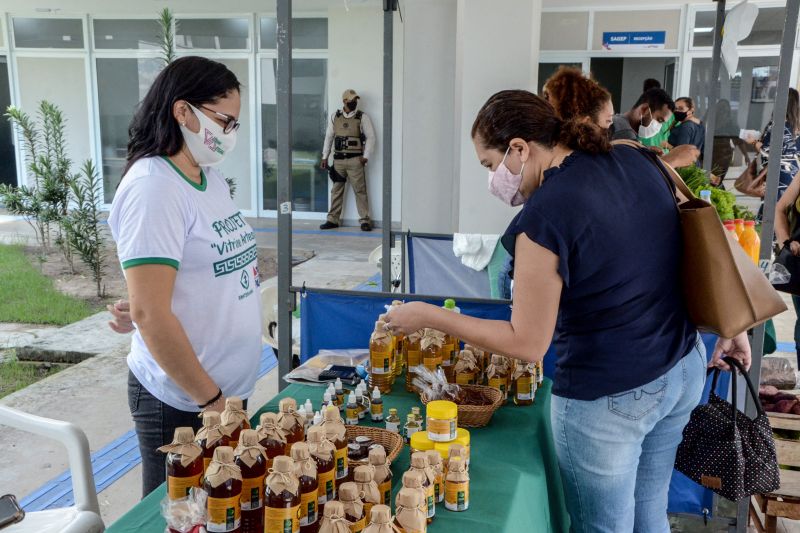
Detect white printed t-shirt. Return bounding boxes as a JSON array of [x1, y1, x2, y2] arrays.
[[109, 156, 262, 411]]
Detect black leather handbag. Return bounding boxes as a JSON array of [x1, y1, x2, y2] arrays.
[[674, 357, 780, 501], [772, 246, 800, 295]]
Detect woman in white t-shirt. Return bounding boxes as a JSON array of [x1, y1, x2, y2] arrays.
[[108, 56, 262, 497]]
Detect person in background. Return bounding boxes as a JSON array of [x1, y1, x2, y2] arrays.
[[643, 78, 661, 92], [385, 89, 749, 532], [666, 97, 705, 163], [711, 99, 750, 183], [543, 66, 614, 129], [775, 175, 800, 369], [610, 88, 674, 143], [637, 80, 676, 152], [320, 89, 376, 232], [108, 56, 261, 498]]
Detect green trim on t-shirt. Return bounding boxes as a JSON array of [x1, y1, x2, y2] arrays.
[[161, 156, 207, 191], [122, 257, 180, 270]]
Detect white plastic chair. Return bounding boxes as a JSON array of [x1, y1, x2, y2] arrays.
[[0, 406, 104, 533], [260, 284, 300, 357], [367, 245, 403, 288]]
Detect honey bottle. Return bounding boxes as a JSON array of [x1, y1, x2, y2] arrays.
[[401, 471, 428, 519], [221, 396, 250, 449], [453, 349, 479, 385], [319, 406, 348, 484], [512, 362, 535, 406], [403, 414, 420, 444], [203, 446, 242, 533], [486, 354, 510, 402], [363, 504, 393, 533], [291, 442, 320, 533], [369, 321, 393, 394], [536, 361, 544, 388], [278, 398, 307, 455], [370, 388, 383, 422], [385, 409, 400, 434], [158, 427, 203, 501], [318, 501, 352, 533], [256, 412, 288, 470], [368, 446, 393, 507], [307, 426, 337, 515], [338, 482, 366, 533], [410, 408, 423, 428], [265, 455, 301, 533], [233, 429, 267, 533], [196, 411, 230, 474], [444, 457, 469, 512], [424, 450, 444, 504], [345, 392, 359, 426], [404, 330, 423, 393], [394, 488, 426, 533], [353, 465, 381, 523], [408, 453, 435, 523], [420, 329, 442, 373], [390, 300, 406, 374]]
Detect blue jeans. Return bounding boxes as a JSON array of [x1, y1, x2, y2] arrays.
[[551, 336, 706, 533]]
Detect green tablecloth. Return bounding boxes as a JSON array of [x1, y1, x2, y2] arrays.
[[107, 377, 570, 533]]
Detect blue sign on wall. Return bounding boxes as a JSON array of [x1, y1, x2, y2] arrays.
[[602, 31, 667, 50]]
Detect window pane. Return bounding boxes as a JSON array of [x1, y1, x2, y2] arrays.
[[214, 59, 252, 212], [176, 18, 249, 50], [96, 58, 162, 203], [0, 57, 16, 187], [260, 17, 327, 49], [540, 12, 588, 51], [13, 18, 84, 49], [693, 6, 786, 47], [93, 19, 161, 50], [261, 58, 329, 212]]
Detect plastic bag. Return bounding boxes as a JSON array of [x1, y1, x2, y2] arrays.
[[761, 357, 798, 390], [162, 487, 208, 533], [411, 365, 461, 402]]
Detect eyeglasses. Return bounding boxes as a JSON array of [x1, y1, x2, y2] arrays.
[[199, 105, 240, 134]]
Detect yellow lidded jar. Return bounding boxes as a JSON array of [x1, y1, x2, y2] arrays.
[[426, 400, 458, 443], [410, 430, 434, 455], [455, 428, 471, 466]]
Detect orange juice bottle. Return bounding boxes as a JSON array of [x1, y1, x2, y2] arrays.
[[739, 220, 761, 265], [734, 218, 745, 239], [723, 221, 739, 243]]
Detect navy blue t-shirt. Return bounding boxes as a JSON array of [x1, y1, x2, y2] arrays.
[[502, 145, 696, 401]]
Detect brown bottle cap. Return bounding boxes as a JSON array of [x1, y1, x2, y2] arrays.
[[338, 482, 360, 502], [173, 427, 195, 444], [425, 450, 442, 466], [402, 470, 423, 488], [212, 446, 235, 463], [158, 428, 202, 467], [291, 441, 310, 460], [202, 411, 221, 426], [279, 398, 297, 412], [410, 452, 429, 469], [368, 446, 387, 464], [239, 429, 259, 447], [272, 455, 294, 473], [306, 425, 324, 443], [396, 487, 421, 508], [225, 396, 243, 410], [369, 504, 392, 523], [354, 465, 374, 483], [324, 500, 346, 518]]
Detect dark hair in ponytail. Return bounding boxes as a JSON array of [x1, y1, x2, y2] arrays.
[[122, 56, 241, 177], [471, 89, 611, 155]]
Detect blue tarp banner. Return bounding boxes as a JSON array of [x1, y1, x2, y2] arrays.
[[300, 290, 726, 518], [408, 234, 492, 298]]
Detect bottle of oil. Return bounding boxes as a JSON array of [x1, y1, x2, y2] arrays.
[[369, 321, 393, 394], [158, 427, 203, 501], [196, 411, 230, 474], [486, 354, 510, 402], [385, 409, 400, 434], [291, 442, 320, 533], [278, 398, 307, 455], [233, 429, 267, 533], [220, 397, 250, 449], [393, 489, 426, 533], [424, 450, 444, 504], [391, 301, 406, 378], [408, 453, 435, 523], [264, 455, 301, 533], [410, 407, 423, 428], [404, 330, 423, 393], [319, 406, 348, 485], [404, 414, 420, 444], [421, 329, 443, 374], [368, 446, 393, 507], [512, 363, 535, 406], [370, 388, 383, 422], [444, 457, 469, 512], [255, 412, 288, 470], [353, 465, 381, 523], [401, 471, 429, 521], [203, 446, 243, 533], [307, 426, 337, 516], [338, 482, 366, 532]]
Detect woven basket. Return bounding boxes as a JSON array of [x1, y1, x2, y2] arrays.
[[345, 425, 404, 467], [420, 384, 503, 428]]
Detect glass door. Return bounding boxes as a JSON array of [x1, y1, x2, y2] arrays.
[[0, 56, 16, 187]]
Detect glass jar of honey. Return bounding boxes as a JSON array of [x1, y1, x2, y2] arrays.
[[368, 446, 393, 507], [307, 426, 337, 516], [203, 446, 243, 533], [233, 429, 267, 533], [291, 442, 319, 533], [264, 455, 301, 533], [159, 427, 203, 501], [319, 406, 348, 485], [256, 412, 288, 470], [220, 397, 250, 449], [278, 398, 307, 455], [196, 411, 230, 474]]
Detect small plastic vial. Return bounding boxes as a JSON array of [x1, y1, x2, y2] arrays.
[[345, 392, 359, 425], [404, 414, 421, 444], [370, 387, 384, 422]]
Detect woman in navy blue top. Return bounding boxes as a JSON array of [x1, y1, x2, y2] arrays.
[[386, 90, 750, 531], [668, 97, 705, 163]]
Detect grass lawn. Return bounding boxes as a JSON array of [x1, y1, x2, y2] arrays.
[[0, 353, 66, 399], [0, 244, 95, 325]]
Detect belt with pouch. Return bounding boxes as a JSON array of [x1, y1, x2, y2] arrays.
[[333, 152, 364, 160]]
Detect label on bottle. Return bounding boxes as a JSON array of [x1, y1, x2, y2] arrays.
[[406, 349, 421, 367], [445, 481, 469, 511], [385, 420, 399, 433], [371, 350, 392, 374], [264, 505, 300, 533], [423, 354, 440, 371], [405, 426, 419, 442], [358, 398, 368, 420], [167, 473, 201, 500], [427, 418, 456, 441], [455, 372, 476, 385], [379, 479, 392, 505], [442, 343, 455, 364], [426, 485, 435, 518], [206, 495, 241, 532], [335, 447, 348, 479], [434, 478, 444, 503], [350, 515, 366, 532], [488, 377, 506, 397], [371, 403, 384, 421], [318, 468, 335, 503], [240, 474, 265, 510], [299, 488, 318, 526], [346, 406, 359, 425], [516, 376, 534, 401]]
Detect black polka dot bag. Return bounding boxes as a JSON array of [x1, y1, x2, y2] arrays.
[[675, 357, 780, 502]]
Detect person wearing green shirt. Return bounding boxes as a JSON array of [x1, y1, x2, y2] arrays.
[[639, 113, 675, 150]]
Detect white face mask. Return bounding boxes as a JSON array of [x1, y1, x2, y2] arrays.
[[179, 103, 237, 166], [638, 118, 662, 139]]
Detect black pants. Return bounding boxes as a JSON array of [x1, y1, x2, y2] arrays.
[[127, 371, 248, 498]]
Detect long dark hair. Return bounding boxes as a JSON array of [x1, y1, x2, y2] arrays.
[[122, 56, 241, 176], [471, 89, 611, 155], [788, 88, 800, 136]]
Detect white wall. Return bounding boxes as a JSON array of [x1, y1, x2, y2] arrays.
[[619, 57, 674, 111], [327, 4, 402, 226]]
